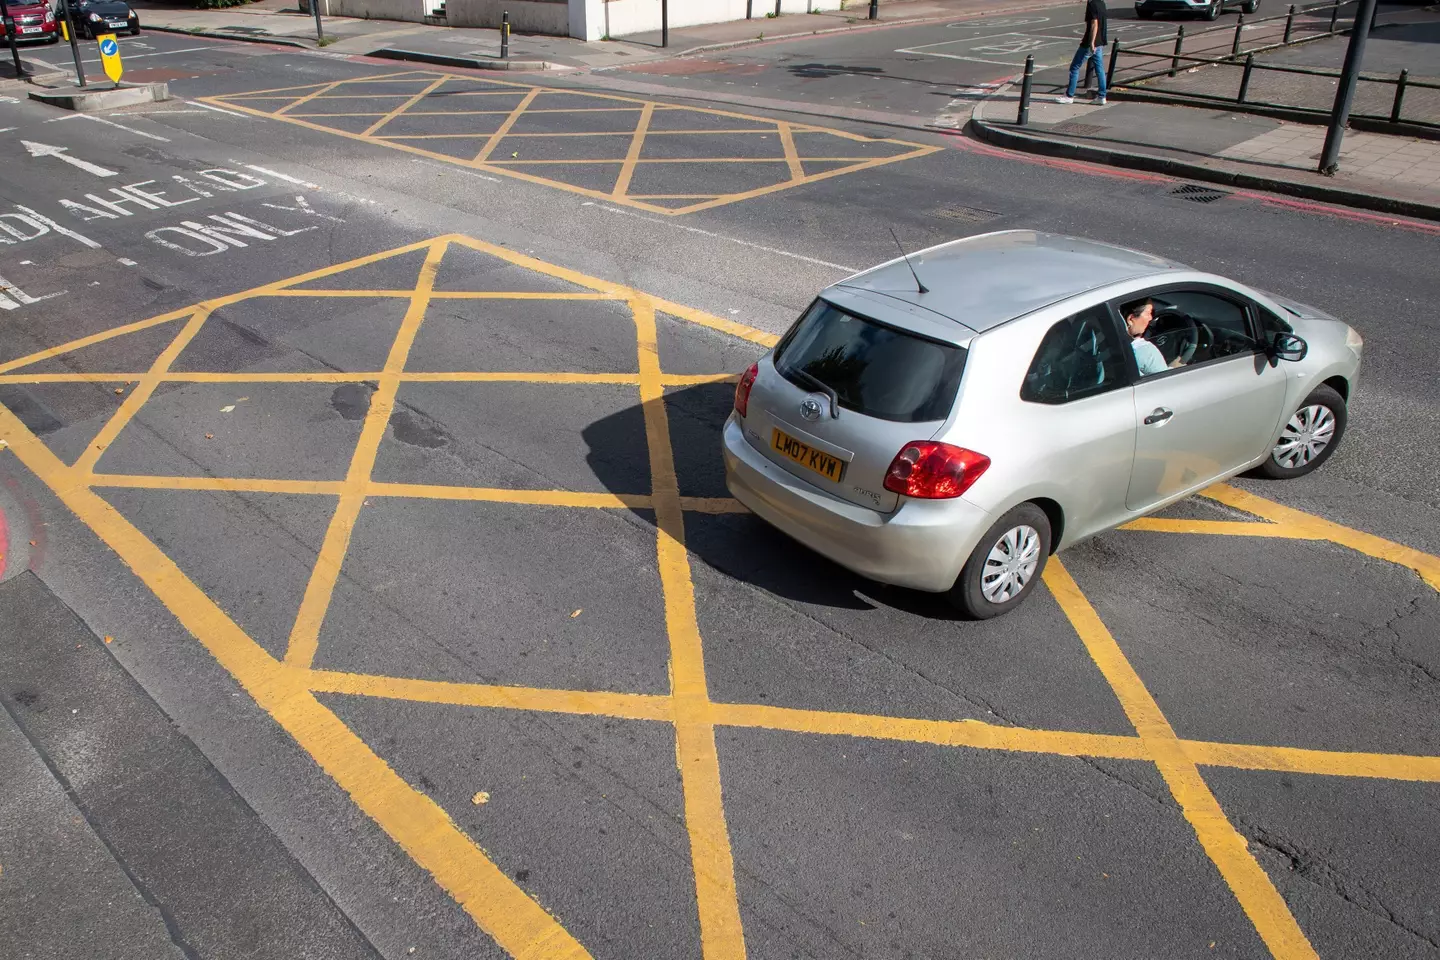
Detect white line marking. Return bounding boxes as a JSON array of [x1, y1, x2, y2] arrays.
[[48, 45, 213, 67], [192, 100, 249, 118], [14, 205, 100, 248], [234, 162, 319, 188], [118, 258, 138, 266], [582, 202, 857, 273], [80, 114, 170, 142], [22, 140, 118, 177], [408, 157, 501, 182]]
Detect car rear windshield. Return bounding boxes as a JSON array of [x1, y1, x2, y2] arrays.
[[772, 299, 967, 423]]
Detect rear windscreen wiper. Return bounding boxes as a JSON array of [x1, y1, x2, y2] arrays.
[[788, 367, 841, 419]]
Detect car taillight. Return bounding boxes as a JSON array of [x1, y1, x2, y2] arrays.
[[883, 442, 990, 499], [734, 362, 758, 418]]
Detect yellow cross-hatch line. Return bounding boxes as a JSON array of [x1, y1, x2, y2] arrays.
[[633, 293, 747, 959], [0, 393, 593, 960], [1046, 561, 1320, 960], [3, 234, 1439, 960], [200, 73, 940, 217], [285, 239, 447, 669]]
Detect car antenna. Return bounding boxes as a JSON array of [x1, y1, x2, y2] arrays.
[[888, 227, 929, 294]]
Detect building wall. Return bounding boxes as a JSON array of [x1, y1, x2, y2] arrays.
[[445, 0, 569, 32], [310, 0, 844, 40], [312, 0, 427, 23], [571, 0, 842, 40]]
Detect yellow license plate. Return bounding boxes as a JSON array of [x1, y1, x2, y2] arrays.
[[771, 427, 844, 482]]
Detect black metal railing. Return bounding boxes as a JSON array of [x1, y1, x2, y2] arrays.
[[1103, 0, 1437, 131]]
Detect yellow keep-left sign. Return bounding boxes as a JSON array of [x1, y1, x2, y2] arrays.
[[97, 34, 123, 84]]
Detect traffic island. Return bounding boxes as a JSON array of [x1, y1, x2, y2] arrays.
[[27, 81, 171, 112]]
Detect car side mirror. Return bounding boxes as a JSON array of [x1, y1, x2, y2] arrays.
[[1270, 333, 1307, 363]]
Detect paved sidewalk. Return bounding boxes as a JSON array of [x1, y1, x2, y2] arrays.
[[1111, 5, 1440, 128], [129, 0, 967, 70], [968, 92, 1440, 219]]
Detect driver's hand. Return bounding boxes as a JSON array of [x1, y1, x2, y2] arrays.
[[1169, 358, 1185, 368]]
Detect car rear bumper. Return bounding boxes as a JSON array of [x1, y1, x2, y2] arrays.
[[722, 414, 989, 593]]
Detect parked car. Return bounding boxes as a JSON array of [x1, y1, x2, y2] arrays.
[[723, 230, 1362, 619], [0, 0, 60, 43], [67, 0, 140, 37], [1135, 0, 1257, 20]]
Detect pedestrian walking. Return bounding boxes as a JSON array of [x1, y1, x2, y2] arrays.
[[1058, 0, 1107, 104]]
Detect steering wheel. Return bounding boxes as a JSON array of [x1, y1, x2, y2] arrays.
[[1147, 310, 1200, 365]]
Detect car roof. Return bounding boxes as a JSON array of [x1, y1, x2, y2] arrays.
[[829, 230, 1189, 333]]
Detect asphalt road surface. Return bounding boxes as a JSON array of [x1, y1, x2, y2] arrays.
[[1, 13, 1439, 960]]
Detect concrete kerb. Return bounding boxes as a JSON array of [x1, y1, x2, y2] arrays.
[[139, 23, 312, 49], [29, 81, 171, 111], [367, 47, 549, 70], [967, 91, 1440, 223]]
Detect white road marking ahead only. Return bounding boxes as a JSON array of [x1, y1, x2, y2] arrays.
[[21, 140, 118, 178]]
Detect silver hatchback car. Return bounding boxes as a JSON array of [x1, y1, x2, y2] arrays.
[[722, 230, 1363, 619]]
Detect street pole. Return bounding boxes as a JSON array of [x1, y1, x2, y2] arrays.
[[1317, 0, 1377, 174], [500, 10, 509, 57], [1017, 54, 1034, 126], [0, 0, 24, 80], [661, 0, 667, 47], [59, 0, 86, 86], [311, 0, 324, 44]]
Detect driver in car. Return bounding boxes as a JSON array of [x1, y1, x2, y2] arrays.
[[1123, 298, 1183, 376]]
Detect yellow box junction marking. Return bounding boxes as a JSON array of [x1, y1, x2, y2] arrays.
[[2, 235, 1439, 960], [200, 71, 940, 217]]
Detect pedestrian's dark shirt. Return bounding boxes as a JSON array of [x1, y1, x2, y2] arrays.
[[1084, 0, 1108, 46]]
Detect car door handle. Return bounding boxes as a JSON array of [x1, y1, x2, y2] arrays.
[[1143, 408, 1173, 425]]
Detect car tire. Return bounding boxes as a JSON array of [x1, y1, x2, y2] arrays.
[[1242, 0, 1258, 11], [1253, 384, 1347, 480], [1205, 0, 1222, 19], [948, 503, 1052, 620], [1137, 7, 1154, 17]]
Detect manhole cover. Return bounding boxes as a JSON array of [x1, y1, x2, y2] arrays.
[[1055, 122, 1107, 136], [1169, 184, 1230, 204], [930, 205, 1001, 223]]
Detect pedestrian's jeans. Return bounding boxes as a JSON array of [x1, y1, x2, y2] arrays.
[[1066, 44, 1106, 99]]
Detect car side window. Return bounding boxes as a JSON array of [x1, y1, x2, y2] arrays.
[[1146, 290, 1258, 368], [1255, 304, 1293, 341], [1021, 305, 1127, 405]]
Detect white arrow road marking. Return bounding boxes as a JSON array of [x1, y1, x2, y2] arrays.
[[21, 141, 118, 178]]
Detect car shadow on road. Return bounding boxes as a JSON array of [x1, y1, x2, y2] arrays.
[[583, 382, 967, 620]]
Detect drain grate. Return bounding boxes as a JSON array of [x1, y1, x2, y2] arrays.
[[1169, 184, 1230, 204], [929, 205, 1001, 223], [1055, 122, 1107, 136]]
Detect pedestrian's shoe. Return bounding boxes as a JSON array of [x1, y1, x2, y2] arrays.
[[1056, 95, 1075, 104], [1096, 97, 1107, 105]]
